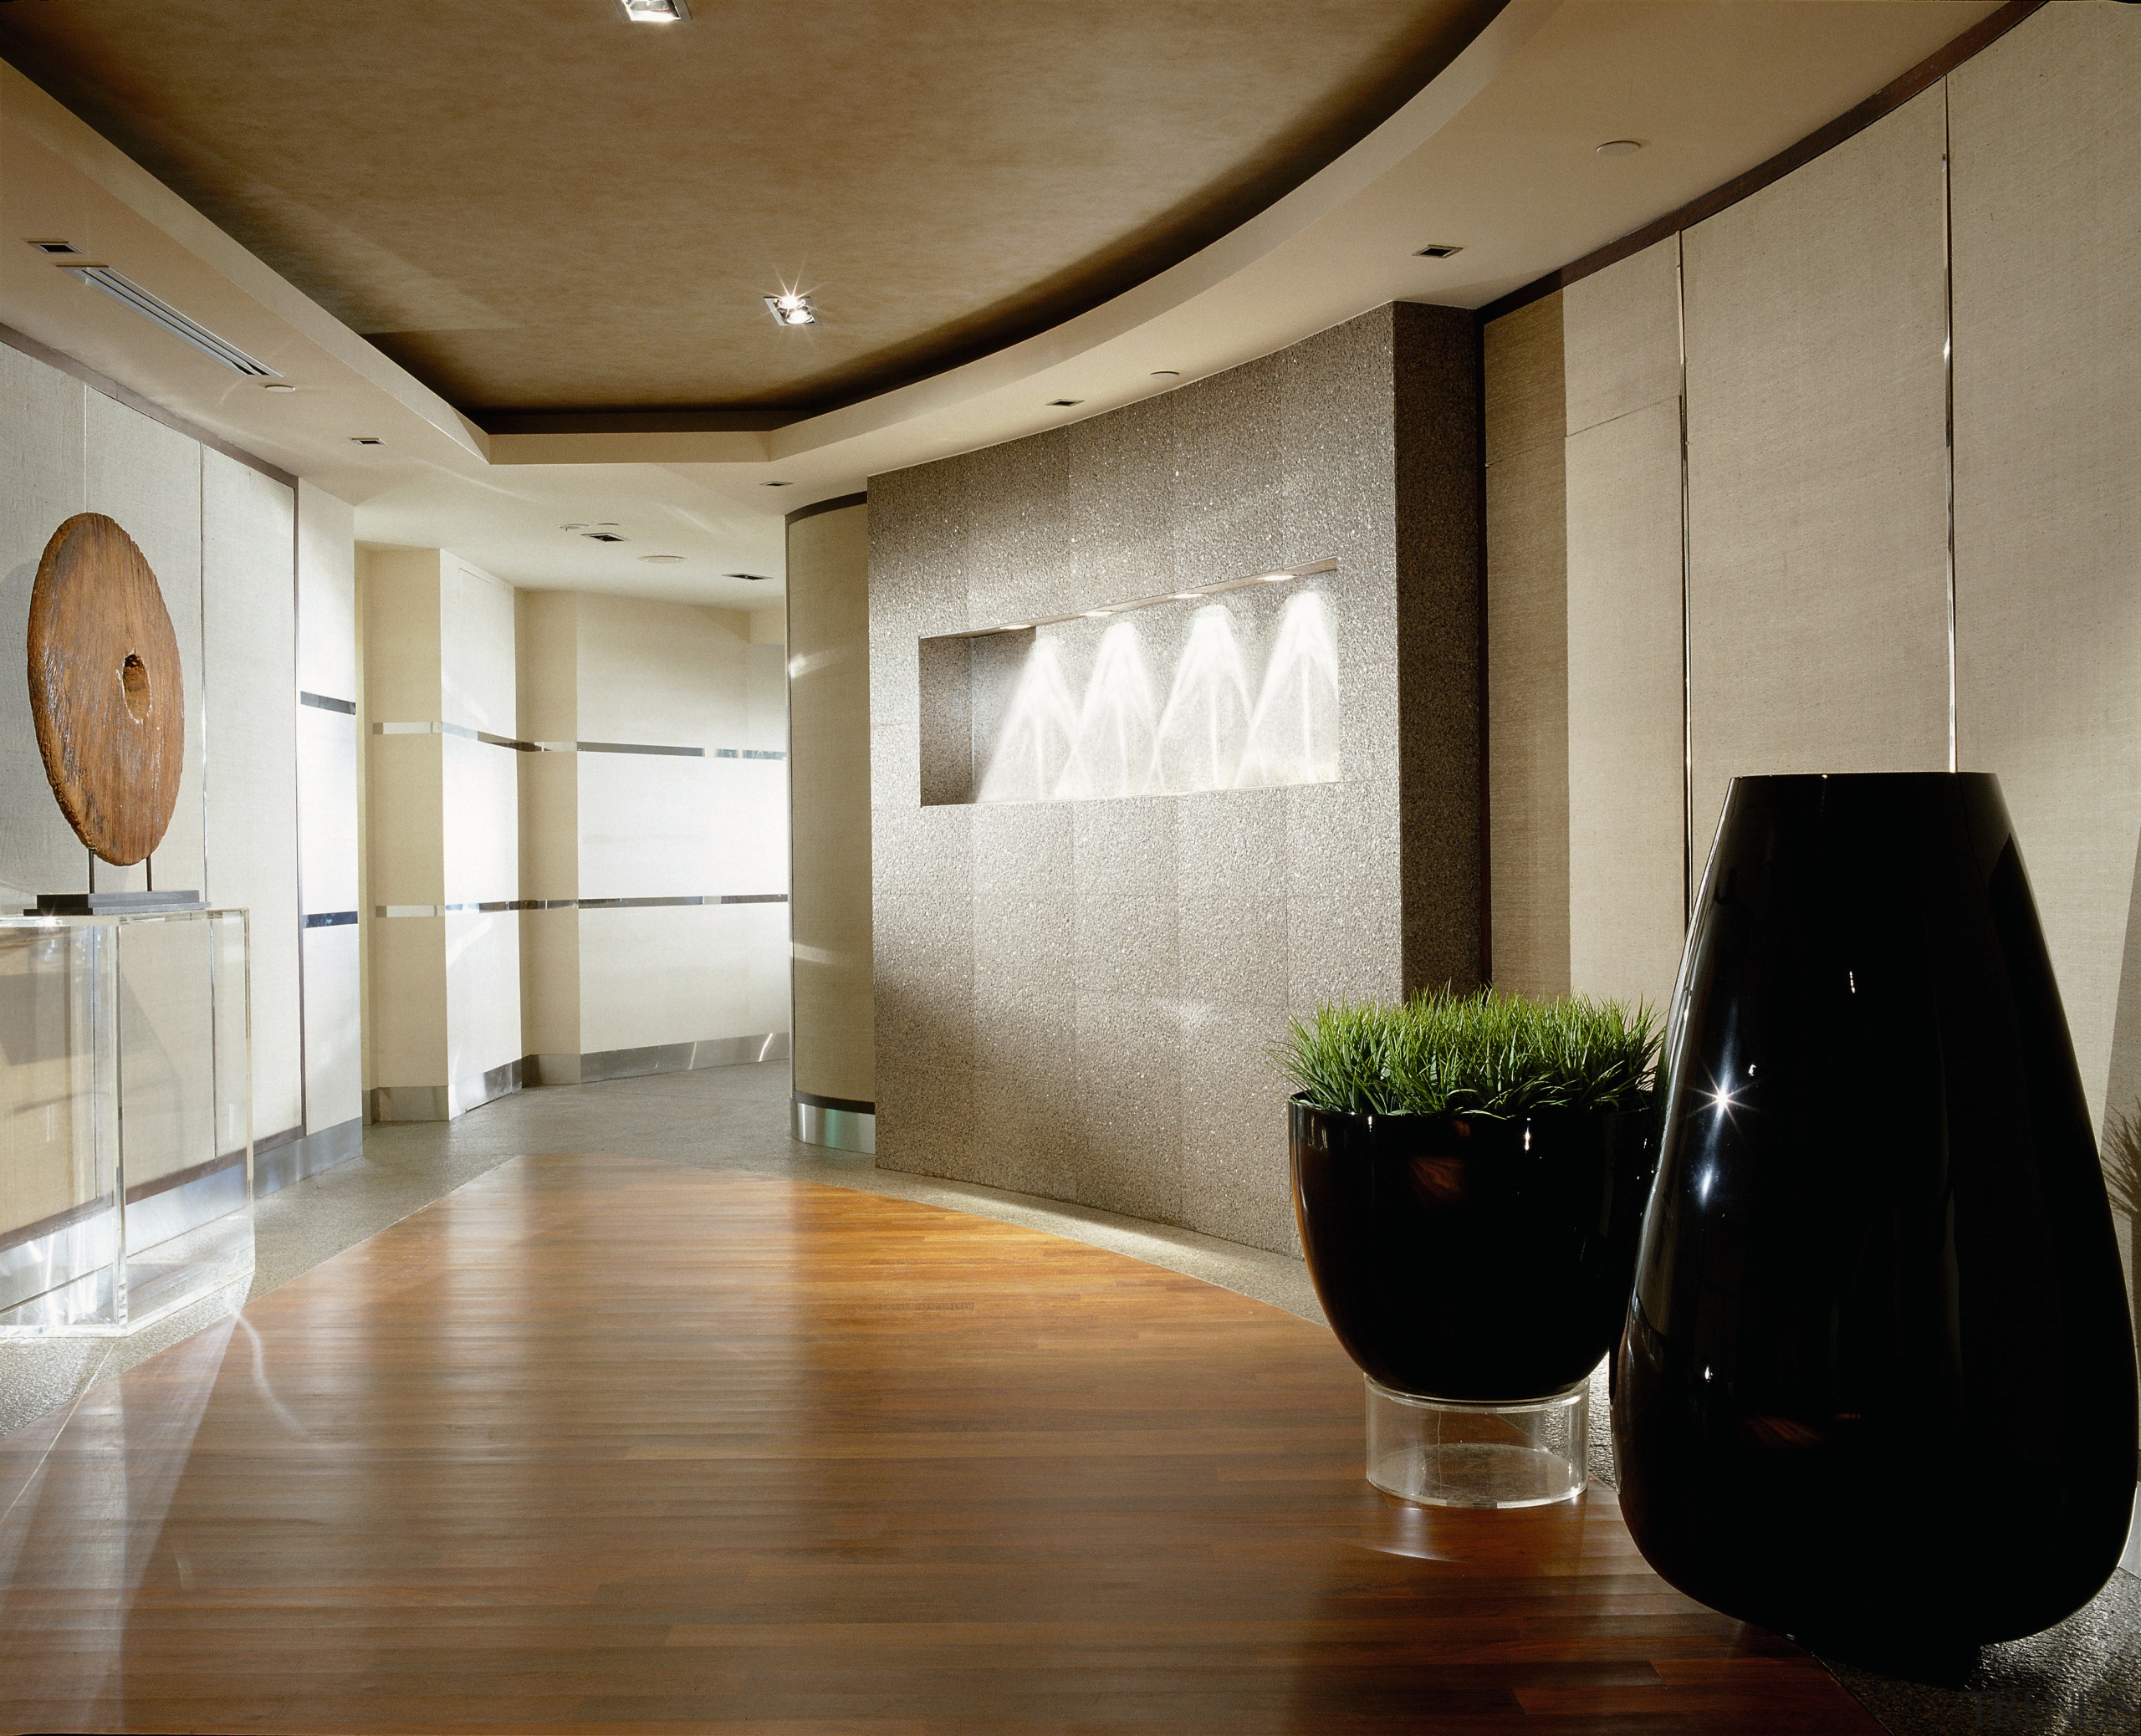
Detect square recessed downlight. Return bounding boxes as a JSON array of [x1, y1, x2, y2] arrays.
[[616, 0, 690, 20], [764, 293, 818, 326], [1414, 243, 1463, 259]]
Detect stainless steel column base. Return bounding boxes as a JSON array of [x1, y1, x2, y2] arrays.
[[792, 1091, 876, 1155]]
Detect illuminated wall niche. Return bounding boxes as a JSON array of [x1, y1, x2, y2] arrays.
[[917, 560, 1341, 807]]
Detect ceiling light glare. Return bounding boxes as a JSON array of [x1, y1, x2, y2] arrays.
[[1258, 571, 1295, 583], [616, 0, 690, 21], [1596, 139, 1643, 156], [1082, 609, 1112, 619], [1168, 592, 1203, 601], [764, 293, 818, 326]]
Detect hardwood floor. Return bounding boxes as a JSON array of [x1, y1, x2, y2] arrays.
[[0, 1155, 1881, 1733]]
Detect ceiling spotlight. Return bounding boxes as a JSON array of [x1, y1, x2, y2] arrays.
[[1596, 139, 1643, 156], [726, 572, 775, 582], [1150, 370, 1180, 380], [582, 530, 628, 544], [263, 381, 296, 392], [27, 238, 79, 255], [640, 554, 685, 564], [350, 436, 384, 446], [616, 0, 690, 20], [1414, 243, 1463, 259], [762, 480, 793, 488], [764, 292, 818, 326], [1048, 398, 1084, 408]]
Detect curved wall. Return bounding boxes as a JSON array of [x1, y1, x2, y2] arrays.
[[785, 497, 876, 1151]]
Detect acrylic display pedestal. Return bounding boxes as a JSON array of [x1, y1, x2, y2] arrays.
[[1365, 1377, 1587, 1509], [0, 907, 251, 1336]]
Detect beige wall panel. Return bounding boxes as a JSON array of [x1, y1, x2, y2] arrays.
[[1563, 237, 1682, 437], [366, 914, 446, 1087], [518, 906, 581, 1058], [514, 590, 578, 744], [297, 706, 360, 917], [1683, 89, 1950, 856], [789, 501, 874, 1105], [1566, 399, 1688, 1016], [202, 451, 302, 1140], [363, 736, 444, 906], [1484, 292, 1564, 467], [86, 390, 204, 896], [517, 751, 579, 904], [1951, 8, 2141, 1156], [360, 549, 444, 721], [0, 347, 87, 906], [1483, 294, 1569, 997]]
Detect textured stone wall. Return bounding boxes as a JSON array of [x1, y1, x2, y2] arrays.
[[866, 304, 1481, 1253]]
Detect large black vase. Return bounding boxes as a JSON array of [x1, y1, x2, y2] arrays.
[[1613, 773, 2138, 1657], [1291, 1100, 1655, 1401]]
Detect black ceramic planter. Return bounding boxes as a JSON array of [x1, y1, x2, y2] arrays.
[[1290, 1099, 1656, 1402], [1613, 773, 2138, 1657]]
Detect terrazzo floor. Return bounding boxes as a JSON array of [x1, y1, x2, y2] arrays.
[[1, 1060, 2133, 1733]]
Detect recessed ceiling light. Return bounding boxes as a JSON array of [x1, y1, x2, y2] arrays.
[[764, 292, 818, 326], [1049, 399, 1084, 408], [640, 554, 685, 564], [1596, 139, 1643, 156], [560, 523, 589, 531], [616, 0, 690, 20], [26, 238, 79, 256], [1150, 370, 1180, 380], [726, 572, 774, 582], [762, 481, 793, 488], [582, 530, 629, 544], [350, 436, 383, 446], [1414, 243, 1463, 259], [262, 381, 296, 392]]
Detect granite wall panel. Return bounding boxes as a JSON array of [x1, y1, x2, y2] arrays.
[[869, 304, 1483, 1251]]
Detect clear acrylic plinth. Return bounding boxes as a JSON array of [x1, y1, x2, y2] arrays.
[[0, 908, 251, 1337], [1365, 1376, 1587, 1509]]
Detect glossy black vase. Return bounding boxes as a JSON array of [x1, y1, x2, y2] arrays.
[[1613, 773, 2138, 1657], [1291, 1100, 1656, 1401]]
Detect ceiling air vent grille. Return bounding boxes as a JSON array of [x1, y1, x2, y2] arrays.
[[64, 266, 281, 377]]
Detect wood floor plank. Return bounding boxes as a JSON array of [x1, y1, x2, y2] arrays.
[[0, 1156, 1882, 1733]]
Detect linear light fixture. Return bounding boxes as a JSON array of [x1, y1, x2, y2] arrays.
[[64, 266, 280, 376], [950, 558, 1340, 639], [616, 0, 690, 20]]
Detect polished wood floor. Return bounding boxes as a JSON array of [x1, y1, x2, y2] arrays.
[[0, 1155, 1881, 1733]]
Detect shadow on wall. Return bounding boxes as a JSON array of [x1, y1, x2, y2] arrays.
[[2106, 830, 2141, 1354]]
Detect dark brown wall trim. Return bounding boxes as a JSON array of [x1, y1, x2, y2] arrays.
[[786, 492, 868, 527], [0, 319, 298, 489], [1476, 0, 2046, 327]]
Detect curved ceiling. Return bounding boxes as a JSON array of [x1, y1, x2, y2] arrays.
[[0, 0, 1500, 422]]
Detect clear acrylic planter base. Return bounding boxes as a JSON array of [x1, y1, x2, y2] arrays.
[[1365, 1376, 1587, 1509], [0, 908, 252, 1338]]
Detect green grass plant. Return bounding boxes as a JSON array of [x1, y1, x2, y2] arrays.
[[1280, 987, 1658, 1120]]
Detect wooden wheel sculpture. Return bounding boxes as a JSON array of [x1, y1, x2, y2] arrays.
[[27, 512, 185, 866]]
